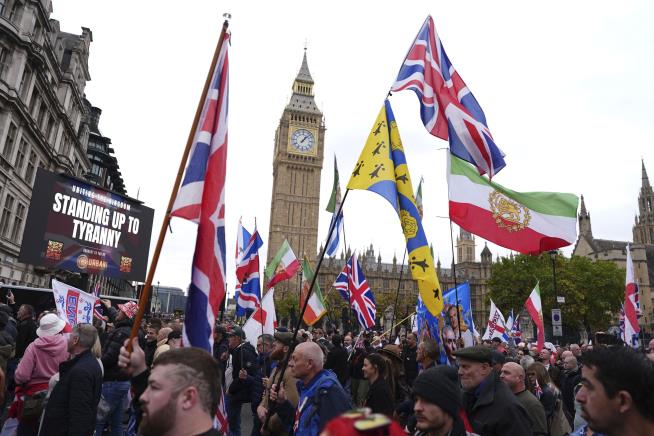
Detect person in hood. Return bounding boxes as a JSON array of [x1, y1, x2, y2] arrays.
[[13, 312, 68, 436], [95, 301, 139, 436], [270, 341, 352, 435]]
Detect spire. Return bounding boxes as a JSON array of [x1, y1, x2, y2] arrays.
[[579, 194, 587, 216], [643, 159, 651, 188], [295, 48, 314, 84]]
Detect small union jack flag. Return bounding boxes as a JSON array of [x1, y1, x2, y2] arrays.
[[333, 252, 376, 330], [235, 230, 263, 316], [391, 16, 506, 178]]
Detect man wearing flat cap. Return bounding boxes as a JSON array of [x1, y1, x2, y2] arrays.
[[453, 346, 532, 435], [256, 331, 299, 436]]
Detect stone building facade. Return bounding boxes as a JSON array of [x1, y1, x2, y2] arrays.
[[572, 161, 654, 334], [267, 50, 325, 296], [313, 234, 492, 332], [0, 1, 133, 296]]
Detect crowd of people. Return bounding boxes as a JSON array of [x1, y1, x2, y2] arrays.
[[0, 294, 650, 436]]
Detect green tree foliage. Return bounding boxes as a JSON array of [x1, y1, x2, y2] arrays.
[[488, 253, 624, 332]]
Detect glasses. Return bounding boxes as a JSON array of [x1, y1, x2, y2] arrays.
[[446, 339, 456, 343]]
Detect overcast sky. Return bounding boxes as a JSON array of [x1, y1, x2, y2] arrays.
[[54, 1, 654, 293]]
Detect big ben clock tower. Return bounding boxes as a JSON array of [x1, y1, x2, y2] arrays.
[[268, 50, 325, 273]]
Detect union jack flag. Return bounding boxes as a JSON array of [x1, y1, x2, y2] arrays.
[[92, 282, 103, 319], [391, 16, 506, 178], [171, 31, 230, 353], [333, 252, 376, 330], [234, 219, 252, 311], [235, 230, 263, 316]]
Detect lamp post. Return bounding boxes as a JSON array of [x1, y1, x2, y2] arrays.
[[549, 250, 562, 340]]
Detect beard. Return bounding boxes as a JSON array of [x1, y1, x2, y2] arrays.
[[139, 396, 178, 436], [270, 347, 287, 361]]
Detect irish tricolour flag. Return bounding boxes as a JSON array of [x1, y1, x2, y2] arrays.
[[301, 257, 327, 326], [264, 239, 300, 289], [525, 282, 545, 351], [448, 155, 578, 255]]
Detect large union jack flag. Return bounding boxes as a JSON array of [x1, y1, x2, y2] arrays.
[[391, 16, 506, 178], [171, 32, 230, 353], [333, 252, 376, 330], [235, 230, 263, 316]]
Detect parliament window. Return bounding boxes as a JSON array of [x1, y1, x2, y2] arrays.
[[10, 202, 25, 242], [25, 151, 37, 184], [0, 46, 9, 79], [14, 139, 26, 173], [0, 194, 14, 237], [2, 122, 17, 160]]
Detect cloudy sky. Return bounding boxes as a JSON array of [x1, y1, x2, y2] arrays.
[[54, 1, 654, 293]]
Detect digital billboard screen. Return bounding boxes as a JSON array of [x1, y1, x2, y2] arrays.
[[19, 168, 154, 281]]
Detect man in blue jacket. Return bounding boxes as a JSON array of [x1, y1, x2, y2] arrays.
[[270, 341, 351, 435]]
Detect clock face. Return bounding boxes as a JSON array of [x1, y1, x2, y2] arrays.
[[291, 128, 315, 152]]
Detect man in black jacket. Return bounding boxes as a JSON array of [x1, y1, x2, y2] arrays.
[[453, 346, 532, 435], [225, 325, 259, 436], [324, 334, 349, 387], [41, 323, 103, 436], [96, 301, 139, 435], [402, 333, 419, 386]]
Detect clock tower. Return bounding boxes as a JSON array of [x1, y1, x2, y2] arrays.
[[267, 50, 325, 272]]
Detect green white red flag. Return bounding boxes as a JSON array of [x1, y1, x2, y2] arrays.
[[525, 282, 545, 351], [300, 257, 327, 326], [448, 155, 578, 255], [264, 239, 300, 289]]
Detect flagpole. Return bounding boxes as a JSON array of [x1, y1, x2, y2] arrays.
[[389, 249, 407, 341], [341, 210, 352, 334], [448, 219, 463, 342], [127, 17, 231, 349], [264, 188, 350, 428]]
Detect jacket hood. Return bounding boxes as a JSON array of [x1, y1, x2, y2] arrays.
[[33, 334, 68, 357]]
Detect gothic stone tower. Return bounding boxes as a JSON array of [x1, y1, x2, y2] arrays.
[[267, 50, 325, 276], [633, 161, 654, 244]]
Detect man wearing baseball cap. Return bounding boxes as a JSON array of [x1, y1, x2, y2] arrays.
[[453, 346, 531, 435], [96, 300, 140, 435], [224, 324, 259, 435]]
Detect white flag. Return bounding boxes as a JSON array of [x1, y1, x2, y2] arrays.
[[52, 279, 97, 327], [482, 299, 508, 341], [242, 289, 277, 347]]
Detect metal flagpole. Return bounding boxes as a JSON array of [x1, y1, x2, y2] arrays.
[[127, 17, 231, 349]]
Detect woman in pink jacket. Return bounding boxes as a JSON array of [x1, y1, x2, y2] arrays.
[[13, 313, 69, 436]]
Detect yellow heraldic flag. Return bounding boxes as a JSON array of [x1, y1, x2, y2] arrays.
[[347, 100, 443, 315]]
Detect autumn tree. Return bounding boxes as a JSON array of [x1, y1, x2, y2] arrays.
[[488, 253, 623, 334]]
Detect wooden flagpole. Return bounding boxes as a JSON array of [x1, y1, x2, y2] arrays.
[[127, 17, 231, 348]]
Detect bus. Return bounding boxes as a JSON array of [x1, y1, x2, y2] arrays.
[[0, 284, 138, 316]]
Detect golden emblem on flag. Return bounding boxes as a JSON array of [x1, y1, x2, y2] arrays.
[[489, 190, 531, 232], [400, 210, 418, 238]]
